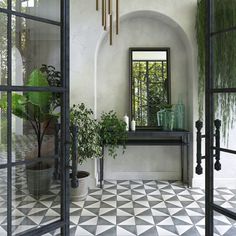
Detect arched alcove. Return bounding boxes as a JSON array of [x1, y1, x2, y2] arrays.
[[94, 10, 195, 181]]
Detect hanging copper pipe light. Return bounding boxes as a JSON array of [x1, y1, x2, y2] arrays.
[[96, 0, 119, 45]]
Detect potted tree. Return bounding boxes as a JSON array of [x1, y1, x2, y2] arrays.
[[0, 69, 59, 196], [70, 103, 101, 200]]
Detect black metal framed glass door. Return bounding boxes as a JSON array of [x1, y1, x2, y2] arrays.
[[0, 0, 70, 235], [205, 0, 236, 235]]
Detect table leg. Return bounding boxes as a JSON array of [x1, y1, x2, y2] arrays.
[[186, 133, 190, 188], [181, 136, 184, 183]]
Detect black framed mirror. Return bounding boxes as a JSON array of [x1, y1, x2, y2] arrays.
[[129, 48, 171, 128]]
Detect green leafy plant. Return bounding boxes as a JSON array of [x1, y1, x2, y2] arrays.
[[40, 64, 61, 111], [70, 103, 102, 165], [0, 69, 58, 159], [99, 111, 127, 158], [196, 0, 236, 139]]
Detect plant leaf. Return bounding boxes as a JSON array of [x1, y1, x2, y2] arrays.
[[26, 69, 52, 113]]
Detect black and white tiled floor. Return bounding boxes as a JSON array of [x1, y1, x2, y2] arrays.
[[67, 180, 236, 236], [1, 173, 236, 235]]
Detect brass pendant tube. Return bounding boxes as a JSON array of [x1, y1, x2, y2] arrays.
[[110, 14, 113, 45], [116, 0, 119, 35], [102, 0, 105, 26], [104, 0, 107, 30], [108, 0, 112, 14], [96, 0, 99, 11]]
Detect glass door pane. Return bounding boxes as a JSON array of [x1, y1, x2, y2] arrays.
[[12, 16, 61, 87], [0, 13, 8, 85], [12, 0, 60, 22], [0, 168, 7, 236], [214, 212, 236, 235]]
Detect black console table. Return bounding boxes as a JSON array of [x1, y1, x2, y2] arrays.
[[99, 129, 190, 188]]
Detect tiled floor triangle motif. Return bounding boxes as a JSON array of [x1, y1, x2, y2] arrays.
[[2, 168, 236, 236]]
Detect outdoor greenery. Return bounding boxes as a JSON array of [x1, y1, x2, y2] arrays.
[[0, 69, 59, 159], [132, 61, 168, 126], [196, 0, 236, 139]]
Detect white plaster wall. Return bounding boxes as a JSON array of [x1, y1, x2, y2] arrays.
[[70, 0, 199, 188]]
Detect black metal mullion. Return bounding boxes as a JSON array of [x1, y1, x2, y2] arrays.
[[6, 0, 12, 234], [17, 220, 65, 236], [212, 204, 236, 221], [60, 0, 70, 235], [205, 0, 214, 235], [211, 88, 236, 93], [212, 147, 236, 155], [0, 7, 60, 26], [0, 156, 58, 169], [0, 85, 66, 92], [146, 61, 150, 126], [211, 25, 236, 36]]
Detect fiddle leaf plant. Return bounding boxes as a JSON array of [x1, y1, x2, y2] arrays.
[[0, 69, 59, 159], [99, 110, 127, 159], [70, 103, 102, 165]]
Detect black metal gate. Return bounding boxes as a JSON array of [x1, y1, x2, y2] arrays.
[[0, 0, 70, 235]]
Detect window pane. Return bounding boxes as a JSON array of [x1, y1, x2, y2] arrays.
[[213, 93, 236, 151], [0, 0, 7, 9], [0, 92, 8, 165], [214, 211, 236, 235], [212, 30, 236, 89], [12, 92, 61, 162], [212, 0, 236, 33], [0, 13, 8, 85], [214, 167, 236, 214], [12, 0, 60, 22], [12, 16, 61, 86], [12, 164, 61, 235], [0, 168, 7, 236]]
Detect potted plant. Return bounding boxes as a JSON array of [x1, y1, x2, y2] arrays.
[[0, 69, 59, 196], [69, 106, 127, 200], [69, 103, 101, 200], [98, 110, 127, 158]]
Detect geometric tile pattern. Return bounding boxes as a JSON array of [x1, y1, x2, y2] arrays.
[[0, 166, 61, 235], [1, 176, 236, 235], [69, 180, 236, 236]]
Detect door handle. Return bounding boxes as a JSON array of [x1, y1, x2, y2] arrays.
[[196, 120, 203, 175], [195, 119, 222, 175]]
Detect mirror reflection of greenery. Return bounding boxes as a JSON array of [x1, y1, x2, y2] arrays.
[[132, 61, 168, 126]]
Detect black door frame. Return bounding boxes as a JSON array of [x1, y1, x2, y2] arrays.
[[0, 0, 70, 235], [205, 0, 236, 235]]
